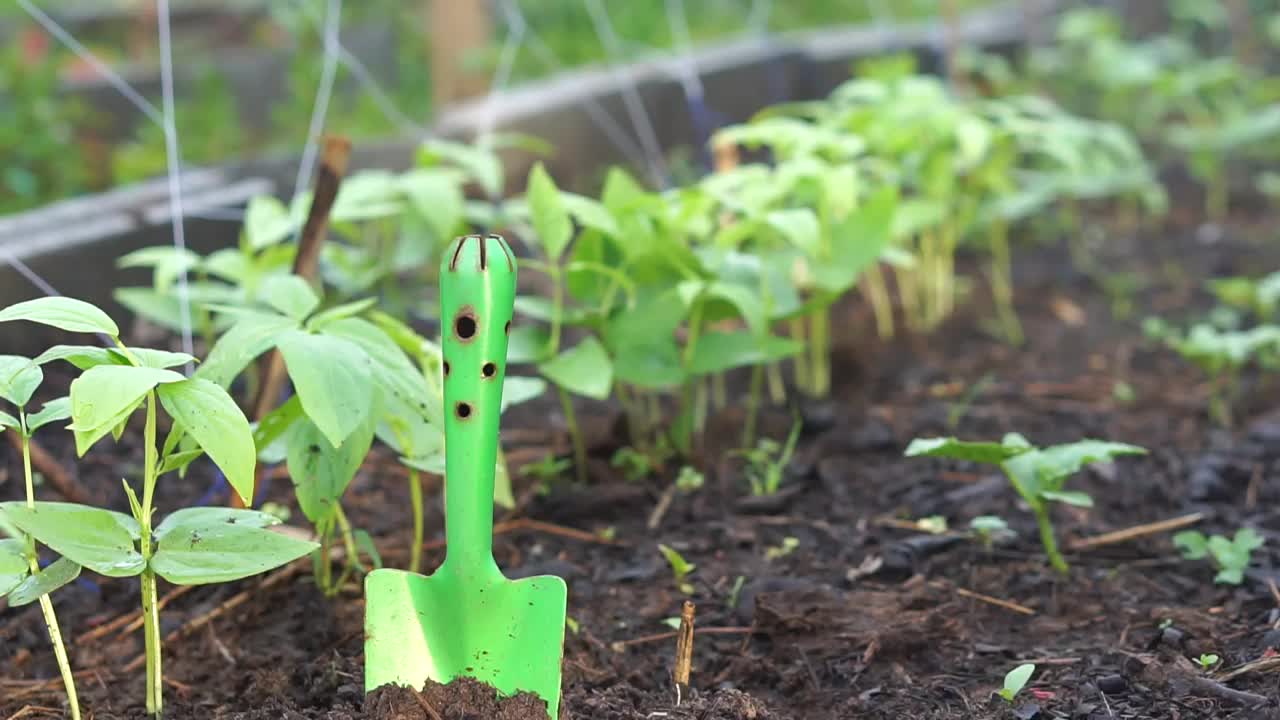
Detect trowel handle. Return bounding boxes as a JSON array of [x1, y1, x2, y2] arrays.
[[439, 234, 517, 571]]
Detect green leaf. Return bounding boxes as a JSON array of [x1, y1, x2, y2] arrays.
[[257, 275, 320, 321], [0, 355, 41, 406], [150, 510, 317, 585], [286, 416, 374, 524], [127, 348, 197, 369], [243, 195, 298, 249], [1001, 663, 1035, 701], [813, 186, 898, 293], [157, 378, 257, 505], [275, 330, 375, 448], [117, 246, 201, 294], [158, 448, 205, 476], [6, 557, 81, 607], [0, 297, 119, 337], [0, 410, 18, 430], [68, 365, 185, 455], [154, 507, 282, 537], [1030, 440, 1147, 484], [1040, 490, 1094, 507], [904, 436, 1031, 464], [0, 502, 144, 577], [196, 311, 297, 388], [418, 138, 503, 198], [688, 331, 803, 375], [26, 397, 71, 432], [400, 169, 464, 241], [0, 538, 28, 596], [32, 345, 118, 370], [527, 162, 573, 261], [538, 336, 613, 400], [501, 376, 547, 413], [561, 193, 619, 236], [306, 298, 378, 331], [1173, 530, 1209, 560]]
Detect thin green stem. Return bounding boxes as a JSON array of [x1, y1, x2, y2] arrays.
[[140, 392, 162, 718], [808, 310, 830, 398], [988, 222, 1023, 346], [20, 420, 80, 720], [331, 505, 360, 591], [557, 387, 588, 485], [408, 468, 424, 575], [711, 372, 727, 411], [862, 263, 895, 340], [765, 361, 785, 405], [743, 363, 763, 449], [787, 318, 809, 393], [1032, 504, 1068, 575]]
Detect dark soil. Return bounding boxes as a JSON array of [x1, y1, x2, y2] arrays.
[[366, 677, 550, 720], [4, 203, 1280, 719]]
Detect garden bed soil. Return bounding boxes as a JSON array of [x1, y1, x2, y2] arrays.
[[4, 201, 1280, 719]]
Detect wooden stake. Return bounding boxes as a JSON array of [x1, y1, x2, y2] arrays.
[[1067, 513, 1204, 551], [234, 135, 351, 508], [673, 600, 696, 704]]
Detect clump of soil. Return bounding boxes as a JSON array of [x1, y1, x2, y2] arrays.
[[572, 687, 784, 720], [365, 677, 552, 720]]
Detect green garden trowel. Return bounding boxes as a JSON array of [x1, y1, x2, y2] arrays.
[[365, 234, 568, 718]]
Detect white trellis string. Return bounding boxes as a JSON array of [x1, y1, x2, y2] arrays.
[[497, 0, 651, 172], [289, 0, 345, 226], [17, 0, 165, 127], [157, 0, 196, 370], [583, 0, 668, 186]]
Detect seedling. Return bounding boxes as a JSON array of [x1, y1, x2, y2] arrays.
[[999, 663, 1035, 702], [765, 536, 800, 560], [675, 465, 705, 493], [1197, 653, 1220, 670], [1173, 528, 1264, 585], [658, 543, 697, 594], [0, 297, 318, 719], [0, 356, 80, 719], [906, 434, 1147, 573], [734, 417, 803, 496], [970, 515, 1014, 550], [612, 446, 657, 482], [1145, 319, 1280, 426]]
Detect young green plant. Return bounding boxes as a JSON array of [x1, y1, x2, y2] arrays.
[[905, 434, 1146, 573], [1173, 528, 1264, 585], [0, 356, 80, 719], [0, 297, 318, 719]]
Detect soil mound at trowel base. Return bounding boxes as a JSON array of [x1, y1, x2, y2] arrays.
[[365, 677, 552, 720]]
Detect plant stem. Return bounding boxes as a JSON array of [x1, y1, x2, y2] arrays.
[[743, 363, 763, 449], [788, 318, 809, 393], [765, 361, 785, 405], [1032, 504, 1068, 575], [557, 386, 588, 485], [331, 505, 360, 590], [808, 310, 830, 398], [988, 222, 1023, 346], [710, 372, 727, 411], [408, 467, 424, 574], [140, 392, 163, 718], [20, 423, 80, 720], [862, 263, 895, 339]]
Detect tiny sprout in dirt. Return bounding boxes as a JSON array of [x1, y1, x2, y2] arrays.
[[1197, 653, 1220, 671], [1173, 528, 1264, 585], [765, 536, 800, 561], [970, 515, 1013, 550], [675, 465, 705, 493], [734, 417, 802, 496], [658, 543, 696, 594], [905, 434, 1146, 574], [999, 663, 1035, 703]]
